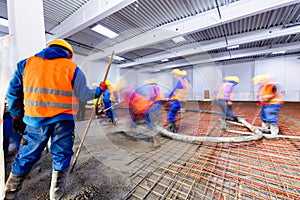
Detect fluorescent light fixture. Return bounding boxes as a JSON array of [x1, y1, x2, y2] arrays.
[[271, 50, 286, 55], [161, 58, 169, 62], [153, 69, 161, 72], [109, 55, 125, 61], [227, 45, 239, 49], [0, 18, 8, 27], [91, 24, 118, 39], [172, 36, 186, 43]]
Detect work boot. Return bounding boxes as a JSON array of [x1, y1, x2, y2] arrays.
[[261, 121, 270, 133], [270, 124, 279, 136], [220, 120, 227, 130], [50, 169, 69, 200], [236, 117, 245, 123], [5, 172, 27, 199], [168, 122, 176, 133], [261, 121, 270, 129]]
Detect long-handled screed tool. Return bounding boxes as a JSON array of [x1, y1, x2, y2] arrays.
[[70, 51, 114, 172]]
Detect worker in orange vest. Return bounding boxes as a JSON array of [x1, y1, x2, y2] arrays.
[[120, 86, 154, 129], [5, 39, 107, 199], [252, 74, 284, 137]]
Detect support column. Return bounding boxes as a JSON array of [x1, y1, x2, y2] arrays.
[[7, 0, 46, 61], [0, 0, 46, 198]]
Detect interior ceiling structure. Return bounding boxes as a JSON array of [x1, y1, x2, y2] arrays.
[[0, 0, 299, 71]]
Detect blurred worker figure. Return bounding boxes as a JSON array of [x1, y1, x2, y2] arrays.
[[3, 98, 21, 157], [94, 95, 105, 118], [76, 100, 87, 121], [252, 74, 284, 137], [121, 86, 154, 129], [5, 39, 107, 200], [3, 98, 21, 180], [216, 76, 240, 127], [102, 80, 119, 125], [148, 78, 164, 116], [167, 69, 190, 132]]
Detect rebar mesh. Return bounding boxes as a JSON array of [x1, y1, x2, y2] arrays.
[[120, 102, 300, 199]]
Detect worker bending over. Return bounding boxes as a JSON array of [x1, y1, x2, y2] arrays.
[[252, 74, 283, 137], [5, 39, 107, 200]]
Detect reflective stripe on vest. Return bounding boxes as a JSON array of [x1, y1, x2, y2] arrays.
[[171, 78, 190, 101], [23, 56, 79, 117]]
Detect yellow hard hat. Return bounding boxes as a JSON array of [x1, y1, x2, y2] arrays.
[[171, 68, 182, 75], [47, 39, 74, 58], [252, 74, 271, 85], [105, 80, 111, 86], [224, 76, 239, 83], [149, 78, 156, 84], [180, 70, 187, 76]]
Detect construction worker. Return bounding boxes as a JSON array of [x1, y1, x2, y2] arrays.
[[216, 76, 240, 125], [94, 95, 105, 118], [148, 78, 164, 116], [167, 69, 190, 132], [102, 80, 119, 124], [121, 86, 154, 129], [5, 39, 107, 200], [252, 74, 284, 137], [3, 98, 21, 180]]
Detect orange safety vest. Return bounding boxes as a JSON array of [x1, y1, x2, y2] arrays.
[[129, 92, 152, 115], [258, 82, 283, 105], [23, 56, 79, 117], [170, 78, 190, 102]]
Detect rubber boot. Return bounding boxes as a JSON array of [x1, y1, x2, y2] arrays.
[[220, 120, 227, 130], [261, 121, 270, 133], [4, 172, 27, 199], [50, 169, 69, 200], [270, 124, 279, 137], [168, 122, 176, 133]]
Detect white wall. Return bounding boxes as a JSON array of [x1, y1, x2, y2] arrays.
[[152, 71, 174, 98], [79, 59, 119, 87], [255, 56, 300, 101], [193, 63, 222, 100], [87, 55, 300, 102], [222, 60, 255, 101]]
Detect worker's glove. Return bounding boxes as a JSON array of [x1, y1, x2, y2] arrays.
[[100, 82, 107, 91], [12, 116, 26, 134]]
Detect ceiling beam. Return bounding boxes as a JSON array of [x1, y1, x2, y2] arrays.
[[87, 0, 299, 61], [119, 25, 300, 68], [137, 42, 300, 72], [46, 0, 137, 43]]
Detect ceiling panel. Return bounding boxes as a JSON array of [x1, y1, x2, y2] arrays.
[[0, 0, 298, 69]]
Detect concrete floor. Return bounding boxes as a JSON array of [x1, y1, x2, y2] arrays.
[[10, 101, 300, 199]]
